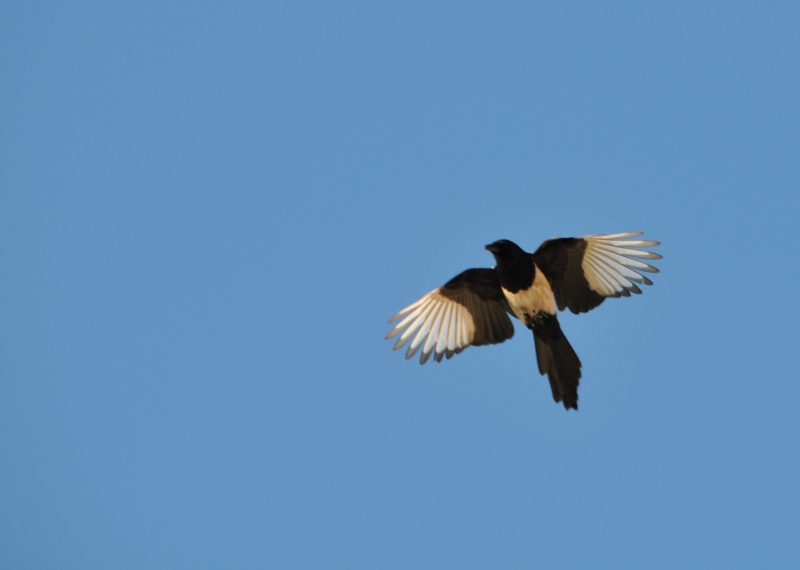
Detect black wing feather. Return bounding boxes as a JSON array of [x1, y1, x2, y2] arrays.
[[532, 238, 605, 314]]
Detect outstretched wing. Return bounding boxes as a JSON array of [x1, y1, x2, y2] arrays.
[[532, 232, 661, 314], [386, 268, 515, 364]]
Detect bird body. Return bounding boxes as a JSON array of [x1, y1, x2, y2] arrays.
[[386, 232, 661, 410], [501, 265, 557, 324]]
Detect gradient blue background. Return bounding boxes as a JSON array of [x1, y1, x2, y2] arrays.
[[2, 2, 799, 568]]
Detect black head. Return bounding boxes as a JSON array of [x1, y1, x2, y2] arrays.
[[484, 239, 533, 286], [484, 239, 526, 259]]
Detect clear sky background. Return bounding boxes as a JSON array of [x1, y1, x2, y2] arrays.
[[2, 2, 799, 568]]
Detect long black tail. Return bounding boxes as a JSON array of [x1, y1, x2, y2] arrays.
[[532, 316, 582, 410]]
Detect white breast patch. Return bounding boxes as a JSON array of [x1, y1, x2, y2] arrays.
[[502, 264, 556, 321]]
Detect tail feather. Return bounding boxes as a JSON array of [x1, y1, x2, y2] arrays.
[[532, 316, 582, 410]]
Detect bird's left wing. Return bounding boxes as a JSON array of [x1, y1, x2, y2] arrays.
[[532, 232, 661, 314], [386, 268, 515, 364]]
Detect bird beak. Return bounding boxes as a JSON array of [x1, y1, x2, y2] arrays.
[[484, 243, 499, 253]]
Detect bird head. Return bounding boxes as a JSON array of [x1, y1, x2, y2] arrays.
[[485, 239, 528, 266], [485, 239, 518, 254]]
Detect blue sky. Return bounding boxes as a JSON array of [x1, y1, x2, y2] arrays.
[[2, 1, 799, 568]]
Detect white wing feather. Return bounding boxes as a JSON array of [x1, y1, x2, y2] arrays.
[[386, 289, 477, 364], [581, 233, 661, 297]]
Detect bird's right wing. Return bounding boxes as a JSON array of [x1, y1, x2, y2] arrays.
[[532, 232, 661, 314], [386, 268, 515, 364]]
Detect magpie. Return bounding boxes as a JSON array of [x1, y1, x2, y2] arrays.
[[386, 232, 661, 410]]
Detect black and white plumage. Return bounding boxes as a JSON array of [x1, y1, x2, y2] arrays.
[[386, 232, 661, 410]]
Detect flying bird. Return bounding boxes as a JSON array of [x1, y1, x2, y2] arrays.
[[386, 232, 661, 410]]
